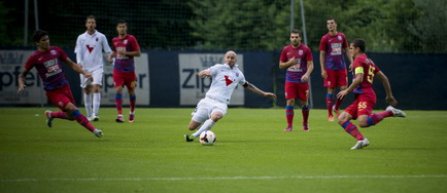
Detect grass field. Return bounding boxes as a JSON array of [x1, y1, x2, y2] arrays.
[[1, 107, 446, 193]]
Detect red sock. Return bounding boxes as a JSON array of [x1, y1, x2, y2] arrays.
[[285, 105, 294, 127], [129, 95, 136, 113], [341, 120, 364, 140], [115, 93, 123, 115], [302, 105, 309, 126], [326, 93, 334, 116], [50, 111, 69, 119], [334, 97, 343, 112], [366, 111, 393, 127], [70, 110, 95, 132]]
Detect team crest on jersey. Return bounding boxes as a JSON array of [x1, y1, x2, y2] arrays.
[[337, 35, 342, 40], [96, 38, 98, 42], [50, 50, 57, 56], [298, 50, 303, 56], [235, 72, 239, 77], [123, 40, 128, 44]]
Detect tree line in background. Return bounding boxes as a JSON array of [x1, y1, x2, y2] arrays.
[[0, 0, 445, 53]]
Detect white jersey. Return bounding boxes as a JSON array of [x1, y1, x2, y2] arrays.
[[74, 30, 112, 71], [205, 63, 246, 104]]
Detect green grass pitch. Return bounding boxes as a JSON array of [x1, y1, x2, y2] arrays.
[[1, 107, 446, 193]]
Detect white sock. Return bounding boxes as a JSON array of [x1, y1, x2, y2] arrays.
[[192, 119, 215, 138], [93, 92, 101, 117], [83, 93, 92, 117]]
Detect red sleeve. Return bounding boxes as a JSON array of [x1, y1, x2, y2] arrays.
[[24, 54, 36, 71], [111, 37, 116, 51], [54, 47, 68, 62], [306, 47, 313, 61], [129, 35, 140, 51], [279, 47, 288, 62], [319, 35, 327, 51]]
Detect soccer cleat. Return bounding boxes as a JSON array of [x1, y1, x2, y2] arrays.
[[386, 106, 406, 118], [184, 134, 194, 142], [328, 115, 335, 122], [115, 115, 124, 123], [284, 127, 293, 132], [93, 128, 103, 138], [129, 113, 135, 123], [44, 110, 54, 128], [303, 125, 310, 132], [350, 138, 370, 150], [87, 115, 99, 122]]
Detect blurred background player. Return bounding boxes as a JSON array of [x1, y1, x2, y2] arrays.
[[279, 29, 314, 132], [336, 39, 406, 150], [75, 15, 112, 121], [109, 20, 141, 123], [184, 50, 276, 142], [17, 30, 103, 138], [319, 18, 351, 121]]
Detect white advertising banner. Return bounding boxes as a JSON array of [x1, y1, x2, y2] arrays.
[[101, 53, 150, 105], [0, 50, 46, 105], [178, 53, 244, 106]]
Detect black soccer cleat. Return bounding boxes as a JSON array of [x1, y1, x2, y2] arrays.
[[184, 134, 194, 142]]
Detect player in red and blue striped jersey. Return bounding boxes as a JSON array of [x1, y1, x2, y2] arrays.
[[109, 19, 141, 123], [17, 30, 103, 138], [319, 18, 351, 121], [336, 39, 406, 150], [279, 29, 314, 132]]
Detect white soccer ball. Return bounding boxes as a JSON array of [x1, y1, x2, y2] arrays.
[[199, 130, 216, 145]]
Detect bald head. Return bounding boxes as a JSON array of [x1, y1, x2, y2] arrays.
[[224, 50, 237, 67]]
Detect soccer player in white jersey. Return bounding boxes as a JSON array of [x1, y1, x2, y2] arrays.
[[75, 15, 112, 121], [184, 50, 277, 142]]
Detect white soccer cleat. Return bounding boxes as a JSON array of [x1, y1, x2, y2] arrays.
[[88, 115, 99, 122], [93, 128, 103, 138], [351, 138, 369, 150], [386, 106, 406, 118]]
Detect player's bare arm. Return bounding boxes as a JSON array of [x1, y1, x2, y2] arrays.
[[17, 68, 31, 94], [197, 69, 211, 78], [337, 72, 363, 100], [319, 51, 327, 78], [279, 58, 297, 69], [117, 49, 141, 57], [243, 82, 276, 99], [376, 71, 398, 106], [65, 57, 92, 79], [301, 61, 314, 82]]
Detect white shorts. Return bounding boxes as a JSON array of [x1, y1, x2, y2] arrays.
[[191, 97, 228, 123], [80, 68, 103, 88]]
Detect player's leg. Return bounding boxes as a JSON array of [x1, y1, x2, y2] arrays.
[[80, 74, 93, 119], [64, 102, 102, 138], [91, 69, 103, 121], [358, 106, 406, 128], [185, 99, 211, 142], [191, 110, 223, 138], [113, 72, 125, 122], [297, 83, 310, 131], [323, 70, 335, 121], [333, 70, 348, 116], [126, 79, 137, 123], [284, 82, 296, 132]]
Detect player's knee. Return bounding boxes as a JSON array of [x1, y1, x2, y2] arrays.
[[286, 99, 295, 106], [357, 117, 369, 128], [210, 113, 223, 122], [337, 113, 349, 125]]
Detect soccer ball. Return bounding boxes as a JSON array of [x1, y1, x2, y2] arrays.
[[199, 130, 216, 145]]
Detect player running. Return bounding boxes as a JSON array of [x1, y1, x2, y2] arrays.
[[336, 39, 406, 150], [184, 50, 276, 142], [17, 30, 103, 138]]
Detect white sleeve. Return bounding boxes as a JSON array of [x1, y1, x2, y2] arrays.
[[238, 70, 247, 85], [101, 35, 112, 54], [208, 64, 219, 76], [74, 35, 83, 64]]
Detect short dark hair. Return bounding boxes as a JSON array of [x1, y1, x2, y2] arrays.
[[290, 29, 302, 36], [352, 39, 366, 52], [327, 17, 336, 22], [117, 19, 127, 25], [32, 30, 48, 42], [86, 15, 96, 21]]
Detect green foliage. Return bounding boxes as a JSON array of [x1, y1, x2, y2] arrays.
[[1, 108, 447, 193]]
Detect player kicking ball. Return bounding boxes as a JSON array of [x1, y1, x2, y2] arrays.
[[336, 39, 405, 150], [17, 30, 103, 138], [184, 50, 276, 142]]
